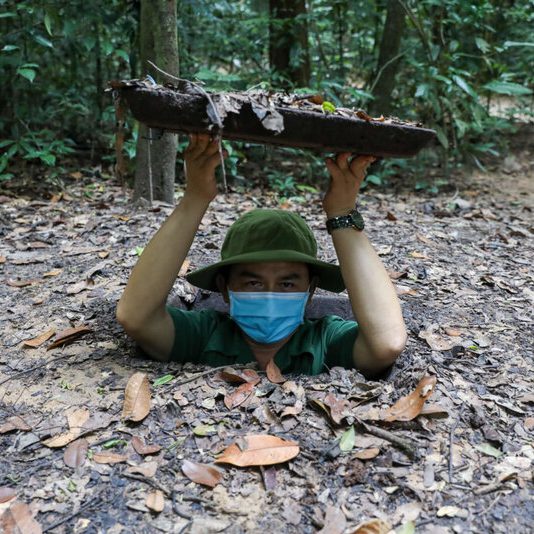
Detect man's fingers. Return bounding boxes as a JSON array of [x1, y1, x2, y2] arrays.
[[336, 152, 351, 171], [205, 137, 221, 156], [349, 155, 375, 176], [325, 158, 347, 182]]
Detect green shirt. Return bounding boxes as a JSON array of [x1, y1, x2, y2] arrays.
[[166, 306, 358, 375]]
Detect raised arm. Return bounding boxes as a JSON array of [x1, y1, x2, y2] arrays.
[[116, 134, 226, 360], [323, 153, 407, 376]]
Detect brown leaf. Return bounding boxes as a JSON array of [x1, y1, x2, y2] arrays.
[[0, 416, 32, 434], [122, 372, 151, 422], [215, 434, 299, 467], [127, 460, 158, 478], [318, 505, 346, 534], [93, 452, 128, 464], [350, 518, 391, 534], [0, 487, 16, 504], [131, 436, 161, 455], [381, 375, 437, 422], [22, 329, 56, 348], [418, 329, 454, 351], [217, 368, 261, 385], [0, 255, 5, 264], [6, 278, 39, 288], [181, 459, 223, 488], [145, 490, 164, 513], [224, 382, 255, 410], [46, 326, 92, 350], [42, 407, 90, 447], [420, 404, 449, 418], [266, 359, 286, 384], [0, 501, 42, 534], [323, 393, 352, 424], [63, 438, 89, 468], [353, 447, 380, 460]]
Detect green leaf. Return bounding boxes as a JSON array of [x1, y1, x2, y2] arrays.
[[0, 12, 16, 19], [67, 480, 77, 492], [483, 81, 532, 96], [503, 41, 534, 48], [365, 174, 382, 186], [115, 49, 129, 63], [475, 37, 490, 53], [452, 75, 478, 99], [435, 127, 449, 150], [339, 426, 355, 452], [17, 68, 36, 83], [153, 374, 174, 386], [44, 13, 53, 35], [40, 153, 56, 165], [474, 443, 503, 458], [192, 424, 217, 436], [34, 34, 53, 48], [134, 246, 144, 256], [322, 101, 336, 113], [396, 522, 416, 534], [0, 140, 15, 148], [102, 439, 127, 449], [2, 45, 19, 53], [415, 83, 429, 98]]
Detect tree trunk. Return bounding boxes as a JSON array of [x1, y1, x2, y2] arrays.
[[370, 0, 406, 115], [134, 0, 179, 204], [269, 0, 310, 88]]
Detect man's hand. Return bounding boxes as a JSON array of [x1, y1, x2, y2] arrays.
[[322, 153, 376, 218], [183, 133, 227, 204]]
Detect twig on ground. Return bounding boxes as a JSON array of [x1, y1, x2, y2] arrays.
[[359, 421, 419, 460], [171, 364, 254, 388], [146, 60, 228, 192], [449, 405, 465, 484], [42, 496, 101, 532]]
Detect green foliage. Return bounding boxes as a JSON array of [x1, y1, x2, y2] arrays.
[[1, 0, 532, 190]]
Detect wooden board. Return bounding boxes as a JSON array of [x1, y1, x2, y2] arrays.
[[112, 81, 436, 158]]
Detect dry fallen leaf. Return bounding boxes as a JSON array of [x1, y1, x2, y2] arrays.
[[93, 452, 128, 464], [0, 487, 16, 504], [46, 326, 93, 350], [63, 438, 89, 468], [353, 447, 380, 460], [131, 436, 161, 455], [0, 416, 32, 434], [42, 407, 90, 448], [145, 490, 164, 513], [266, 359, 286, 384], [381, 375, 437, 422], [127, 460, 158, 478], [215, 434, 299, 467], [217, 368, 261, 385], [224, 382, 255, 410], [0, 501, 42, 534], [6, 278, 39, 288], [22, 328, 56, 348], [181, 459, 223, 488], [418, 329, 455, 351], [350, 518, 391, 534], [122, 372, 151, 422], [323, 393, 352, 424], [318, 505, 347, 534]]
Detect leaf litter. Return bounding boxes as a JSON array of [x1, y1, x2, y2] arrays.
[[0, 149, 533, 532]]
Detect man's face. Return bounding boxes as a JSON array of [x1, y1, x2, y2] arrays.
[[216, 262, 315, 299]]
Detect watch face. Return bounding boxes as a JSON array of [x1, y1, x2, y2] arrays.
[[350, 210, 364, 229]]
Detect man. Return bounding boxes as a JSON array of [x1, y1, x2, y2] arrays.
[[116, 134, 407, 377]]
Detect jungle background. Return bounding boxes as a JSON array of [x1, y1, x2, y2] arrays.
[[0, 1, 533, 533]]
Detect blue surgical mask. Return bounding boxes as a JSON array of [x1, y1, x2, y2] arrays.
[[228, 289, 309, 344]]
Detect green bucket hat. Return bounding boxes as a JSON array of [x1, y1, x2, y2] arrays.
[[186, 209, 345, 293]]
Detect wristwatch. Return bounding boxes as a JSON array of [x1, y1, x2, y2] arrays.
[[326, 208, 365, 233]]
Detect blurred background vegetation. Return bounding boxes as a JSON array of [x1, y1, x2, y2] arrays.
[[0, 0, 532, 197]]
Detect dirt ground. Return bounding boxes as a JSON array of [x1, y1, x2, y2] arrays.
[[0, 131, 533, 533]]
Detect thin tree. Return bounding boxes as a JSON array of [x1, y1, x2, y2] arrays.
[[269, 0, 310, 88], [370, 0, 406, 115], [134, 0, 179, 204]]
